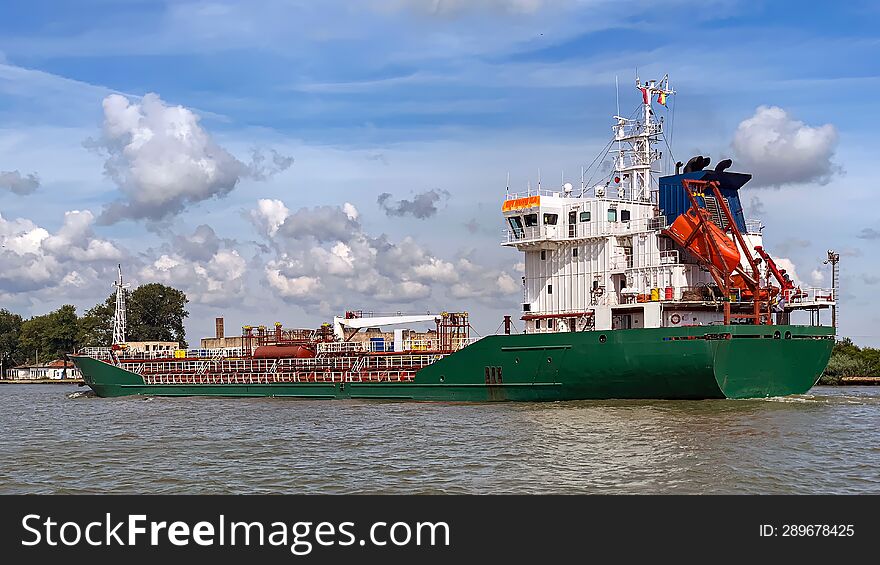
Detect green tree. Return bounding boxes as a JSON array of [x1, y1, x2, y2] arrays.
[[78, 284, 190, 348], [820, 338, 880, 384], [77, 296, 114, 348], [128, 284, 189, 347], [0, 309, 24, 368], [18, 305, 79, 362]]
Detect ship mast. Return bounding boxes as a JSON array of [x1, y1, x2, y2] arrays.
[[612, 74, 674, 201], [112, 264, 129, 345]]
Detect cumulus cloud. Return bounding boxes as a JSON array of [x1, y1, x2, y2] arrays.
[[0, 210, 121, 295], [377, 189, 450, 219], [140, 247, 247, 306], [732, 105, 839, 187], [252, 199, 518, 310], [0, 170, 40, 194], [252, 200, 361, 242], [91, 93, 292, 223], [172, 224, 222, 262]]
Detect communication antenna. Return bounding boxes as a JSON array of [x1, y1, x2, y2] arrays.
[[506, 171, 510, 195], [112, 264, 130, 345], [615, 75, 620, 118]]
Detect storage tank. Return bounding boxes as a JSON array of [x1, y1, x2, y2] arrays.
[[252, 345, 315, 358]]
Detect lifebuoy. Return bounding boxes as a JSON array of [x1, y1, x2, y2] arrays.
[[670, 313, 681, 325]]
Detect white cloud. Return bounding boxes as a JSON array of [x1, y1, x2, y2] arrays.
[[42, 210, 123, 262], [732, 105, 839, 187], [252, 200, 519, 310], [92, 93, 291, 223], [251, 198, 290, 237], [266, 267, 320, 298], [140, 247, 247, 306], [810, 268, 825, 286], [0, 210, 121, 295]]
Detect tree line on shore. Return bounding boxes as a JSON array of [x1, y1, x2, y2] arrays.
[[0, 283, 188, 367], [817, 338, 880, 384]]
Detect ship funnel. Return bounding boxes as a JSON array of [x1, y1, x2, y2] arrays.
[[715, 158, 733, 173], [683, 155, 711, 174]]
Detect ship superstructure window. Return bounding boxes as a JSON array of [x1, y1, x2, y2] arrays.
[[543, 213, 558, 225], [524, 213, 538, 227], [573, 247, 578, 257], [621, 210, 631, 222], [508, 216, 524, 238], [580, 211, 591, 222], [607, 208, 617, 222], [548, 284, 553, 294], [536, 320, 542, 329]]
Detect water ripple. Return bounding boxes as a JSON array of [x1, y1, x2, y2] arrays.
[[0, 384, 878, 494]]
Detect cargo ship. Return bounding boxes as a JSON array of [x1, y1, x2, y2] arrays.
[[71, 75, 836, 400]]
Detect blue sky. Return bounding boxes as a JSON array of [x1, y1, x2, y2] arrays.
[[1, 0, 878, 344]]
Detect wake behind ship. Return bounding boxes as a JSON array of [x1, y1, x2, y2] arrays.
[[71, 75, 836, 401]]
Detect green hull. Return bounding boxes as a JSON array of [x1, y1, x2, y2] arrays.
[[71, 325, 834, 401]]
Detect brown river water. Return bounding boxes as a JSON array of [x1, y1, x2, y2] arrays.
[[1, 384, 878, 494]]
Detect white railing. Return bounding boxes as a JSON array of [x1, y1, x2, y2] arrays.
[[787, 287, 835, 304], [79, 347, 245, 361], [503, 216, 667, 244], [317, 341, 371, 355], [79, 347, 113, 359], [660, 250, 679, 264], [745, 219, 764, 234], [504, 188, 570, 200]]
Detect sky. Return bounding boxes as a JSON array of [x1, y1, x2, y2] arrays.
[[0, 0, 878, 345]]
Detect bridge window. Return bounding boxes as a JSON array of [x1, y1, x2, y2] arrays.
[[543, 213, 558, 225], [524, 213, 538, 227], [621, 210, 631, 222], [607, 208, 617, 222], [507, 216, 524, 238], [580, 211, 591, 222]]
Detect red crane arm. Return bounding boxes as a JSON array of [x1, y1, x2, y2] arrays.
[[754, 245, 794, 290]]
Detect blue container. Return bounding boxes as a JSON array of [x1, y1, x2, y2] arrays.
[[369, 337, 386, 352]]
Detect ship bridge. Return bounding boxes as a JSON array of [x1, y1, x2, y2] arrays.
[[500, 74, 837, 334]]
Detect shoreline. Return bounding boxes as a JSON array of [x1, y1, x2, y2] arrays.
[[0, 379, 84, 385]]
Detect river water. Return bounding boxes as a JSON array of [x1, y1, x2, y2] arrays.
[[1, 384, 878, 494]]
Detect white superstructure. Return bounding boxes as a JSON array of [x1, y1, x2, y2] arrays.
[[503, 76, 836, 333]]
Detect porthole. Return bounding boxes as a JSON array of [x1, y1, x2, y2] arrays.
[[599, 334, 607, 343], [774, 330, 781, 340], [547, 357, 552, 364], [515, 357, 520, 364], [439, 375, 445, 383], [784, 331, 792, 340]]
